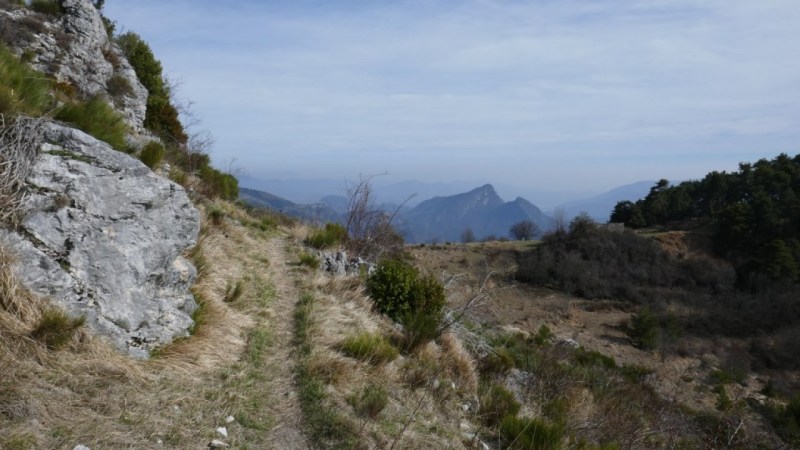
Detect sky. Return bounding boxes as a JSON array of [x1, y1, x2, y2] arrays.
[[104, 0, 800, 196]]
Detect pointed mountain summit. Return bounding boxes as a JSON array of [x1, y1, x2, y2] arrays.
[[400, 184, 553, 243]]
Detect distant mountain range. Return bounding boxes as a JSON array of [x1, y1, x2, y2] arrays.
[[399, 184, 554, 243], [239, 178, 656, 243], [557, 180, 655, 222], [239, 188, 341, 224]]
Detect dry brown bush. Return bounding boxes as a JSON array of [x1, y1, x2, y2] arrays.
[[0, 115, 44, 225]]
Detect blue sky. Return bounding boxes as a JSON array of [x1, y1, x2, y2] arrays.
[[105, 0, 800, 194]]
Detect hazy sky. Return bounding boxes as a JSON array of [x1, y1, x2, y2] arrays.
[[104, 0, 800, 194]]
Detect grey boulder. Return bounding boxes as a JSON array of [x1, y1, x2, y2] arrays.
[[1, 122, 200, 358]]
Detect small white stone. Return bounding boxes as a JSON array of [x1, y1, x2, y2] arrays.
[[461, 403, 471, 412], [208, 440, 229, 448], [216, 427, 228, 438], [432, 379, 440, 390], [451, 381, 456, 390], [73, 446, 91, 450], [225, 415, 235, 424]]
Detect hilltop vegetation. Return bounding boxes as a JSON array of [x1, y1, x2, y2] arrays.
[[611, 153, 800, 285]]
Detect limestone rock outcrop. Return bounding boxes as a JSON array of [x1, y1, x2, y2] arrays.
[[0, 0, 148, 130], [0, 122, 200, 358]]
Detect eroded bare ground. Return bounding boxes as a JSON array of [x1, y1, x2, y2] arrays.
[[0, 202, 311, 449]]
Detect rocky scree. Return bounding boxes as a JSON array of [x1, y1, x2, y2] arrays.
[[0, 0, 148, 130]]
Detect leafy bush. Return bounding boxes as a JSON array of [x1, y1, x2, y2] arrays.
[[479, 384, 520, 427], [500, 415, 564, 450], [305, 223, 347, 249], [28, 0, 63, 15], [138, 141, 164, 169], [366, 258, 445, 325], [198, 165, 238, 200], [116, 32, 187, 144], [348, 384, 388, 420], [55, 96, 128, 151], [30, 308, 85, 349], [339, 332, 398, 364], [0, 43, 51, 116]]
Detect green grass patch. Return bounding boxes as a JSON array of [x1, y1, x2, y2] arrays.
[[348, 384, 388, 420], [294, 291, 360, 448], [224, 279, 245, 303], [298, 253, 320, 270], [0, 43, 51, 116], [339, 332, 399, 364], [55, 96, 129, 151], [29, 308, 85, 349], [246, 327, 271, 368], [28, 0, 63, 15], [139, 141, 165, 169], [187, 292, 207, 335], [305, 222, 347, 249], [500, 415, 564, 449]]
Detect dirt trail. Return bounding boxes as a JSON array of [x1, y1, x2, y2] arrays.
[[260, 236, 310, 449]]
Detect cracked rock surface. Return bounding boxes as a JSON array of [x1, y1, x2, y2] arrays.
[[0, 122, 200, 358]]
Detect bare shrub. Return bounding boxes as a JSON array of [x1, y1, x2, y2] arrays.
[[344, 174, 408, 260], [0, 115, 44, 225]]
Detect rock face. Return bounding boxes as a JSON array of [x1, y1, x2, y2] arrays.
[[317, 250, 374, 276], [0, 0, 148, 130], [0, 122, 200, 358]]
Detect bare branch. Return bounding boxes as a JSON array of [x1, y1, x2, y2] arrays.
[[0, 115, 45, 226]]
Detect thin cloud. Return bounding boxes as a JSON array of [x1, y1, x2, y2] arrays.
[[105, 0, 800, 193]]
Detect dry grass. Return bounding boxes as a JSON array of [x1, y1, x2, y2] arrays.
[[0, 204, 308, 449], [299, 266, 483, 449]]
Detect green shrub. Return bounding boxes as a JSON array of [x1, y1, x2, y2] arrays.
[[30, 308, 85, 349], [480, 347, 515, 375], [139, 141, 164, 169], [106, 73, 133, 99], [0, 43, 51, 116], [198, 165, 238, 200], [348, 384, 388, 420], [366, 258, 446, 323], [533, 324, 554, 345], [305, 223, 347, 249], [298, 253, 320, 270], [574, 348, 617, 369], [399, 309, 441, 351], [339, 332, 398, 364], [55, 96, 129, 151], [479, 384, 520, 427], [766, 395, 800, 445], [116, 31, 187, 144], [626, 307, 659, 350], [29, 0, 63, 15], [500, 415, 564, 449]]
